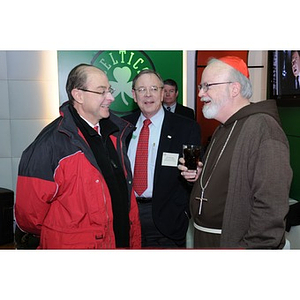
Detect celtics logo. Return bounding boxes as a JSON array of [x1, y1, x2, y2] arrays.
[[91, 51, 155, 115]]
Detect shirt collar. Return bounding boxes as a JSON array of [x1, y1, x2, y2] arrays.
[[79, 115, 99, 129], [163, 102, 176, 110], [139, 106, 165, 127]]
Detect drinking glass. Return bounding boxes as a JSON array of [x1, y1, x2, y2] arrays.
[[183, 144, 201, 170]]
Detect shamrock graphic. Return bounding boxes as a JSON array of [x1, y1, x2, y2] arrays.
[[110, 66, 133, 106]]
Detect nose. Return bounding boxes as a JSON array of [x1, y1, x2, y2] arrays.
[[198, 87, 205, 98], [106, 91, 115, 102], [145, 88, 151, 97]]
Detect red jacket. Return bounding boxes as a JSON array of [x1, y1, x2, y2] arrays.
[[15, 102, 141, 249]]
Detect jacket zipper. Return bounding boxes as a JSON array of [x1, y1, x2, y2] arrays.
[[100, 180, 112, 248]]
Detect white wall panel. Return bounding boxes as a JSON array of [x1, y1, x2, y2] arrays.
[[248, 51, 268, 103], [0, 120, 11, 157], [8, 80, 59, 120], [0, 158, 13, 190], [6, 51, 58, 80], [186, 51, 195, 110], [0, 50, 59, 192], [11, 119, 52, 158], [0, 52, 7, 79], [0, 80, 9, 119]]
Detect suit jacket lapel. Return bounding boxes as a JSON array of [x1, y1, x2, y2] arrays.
[[154, 112, 175, 186]]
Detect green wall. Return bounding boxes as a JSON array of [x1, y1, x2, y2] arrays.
[[57, 50, 183, 116], [278, 107, 300, 201]]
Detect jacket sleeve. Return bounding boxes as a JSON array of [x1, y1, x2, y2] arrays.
[[15, 145, 57, 236], [241, 137, 292, 248], [222, 115, 292, 249], [128, 189, 141, 249]]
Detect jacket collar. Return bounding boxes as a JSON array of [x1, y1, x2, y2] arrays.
[[58, 101, 135, 140]]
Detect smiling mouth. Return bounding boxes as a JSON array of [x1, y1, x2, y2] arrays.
[[144, 100, 155, 105], [201, 99, 211, 105], [100, 104, 110, 108]]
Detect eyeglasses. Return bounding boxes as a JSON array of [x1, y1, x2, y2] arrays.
[[134, 86, 163, 95], [78, 87, 115, 96], [198, 82, 232, 93]]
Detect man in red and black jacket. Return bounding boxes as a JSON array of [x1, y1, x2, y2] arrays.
[[15, 64, 141, 249]]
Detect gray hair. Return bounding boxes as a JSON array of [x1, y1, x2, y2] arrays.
[[132, 69, 164, 90]]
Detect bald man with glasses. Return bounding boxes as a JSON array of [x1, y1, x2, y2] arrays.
[[15, 64, 141, 249]]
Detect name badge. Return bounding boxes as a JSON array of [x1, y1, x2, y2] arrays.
[[161, 152, 179, 167]]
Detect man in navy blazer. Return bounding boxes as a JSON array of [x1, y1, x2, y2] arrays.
[[163, 78, 195, 120], [123, 70, 201, 248]]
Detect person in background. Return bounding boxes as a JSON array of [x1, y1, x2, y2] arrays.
[[123, 69, 201, 248], [15, 63, 141, 249], [163, 78, 195, 119], [291, 51, 300, 89], [179, 56, 292, 249]]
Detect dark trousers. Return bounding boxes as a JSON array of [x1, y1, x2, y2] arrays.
[[137, 201, 186, 249]]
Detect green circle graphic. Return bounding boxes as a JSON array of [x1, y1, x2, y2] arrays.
[[91, 50, 155, 115]]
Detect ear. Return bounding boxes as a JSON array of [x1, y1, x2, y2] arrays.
[[160, 88, 164, 102], [231, 82, 241, 98], [132, 90, 138, 103], [71, 88, 84, 104]]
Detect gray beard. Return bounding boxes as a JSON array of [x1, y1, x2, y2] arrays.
[[202, 103, 218, 119]]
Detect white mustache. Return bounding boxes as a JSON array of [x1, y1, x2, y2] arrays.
[[201, 97, 212, 103]]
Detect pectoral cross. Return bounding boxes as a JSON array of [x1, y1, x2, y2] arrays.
[[195, 189, 208, 215]]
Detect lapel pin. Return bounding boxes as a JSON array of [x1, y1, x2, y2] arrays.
[[167, 135, 172, 139]]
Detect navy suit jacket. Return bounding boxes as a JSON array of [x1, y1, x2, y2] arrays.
[[123, 109, 201, 240]]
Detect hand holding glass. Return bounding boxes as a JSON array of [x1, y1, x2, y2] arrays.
[[183, 144, 201, 170]]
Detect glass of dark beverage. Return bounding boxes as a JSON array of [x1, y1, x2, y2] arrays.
[[183, 144, 201, 170]]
